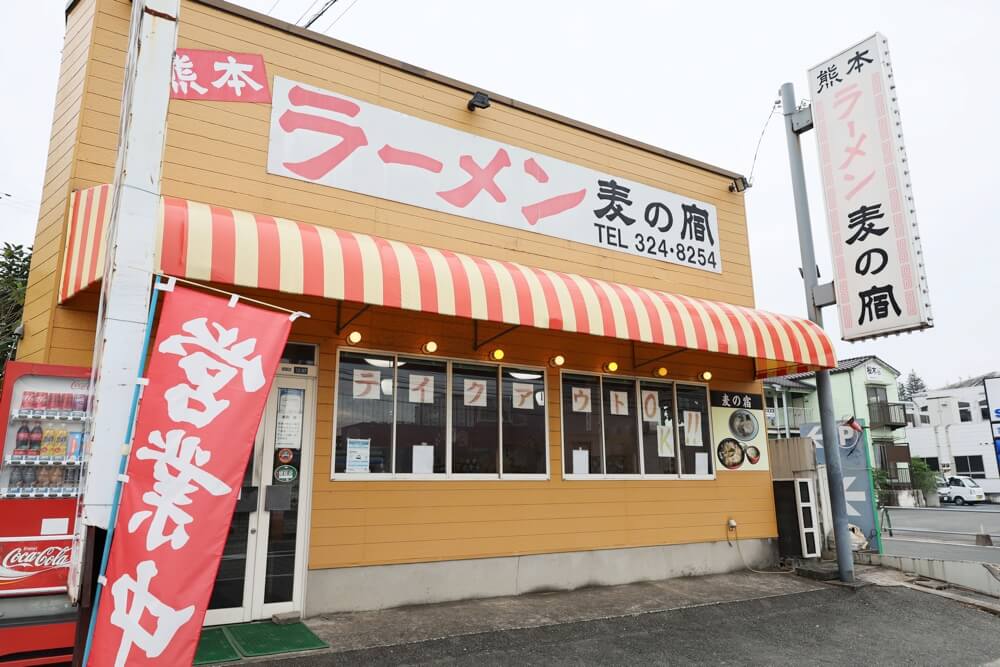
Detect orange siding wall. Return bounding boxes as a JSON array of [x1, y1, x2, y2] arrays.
[[164, 0, 755, 307], [217, 290, 776, 569], [19, 0, 776, 571], [20, 0, 126, 368]]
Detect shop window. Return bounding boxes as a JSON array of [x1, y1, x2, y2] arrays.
[[395, 357, 447, 474], [562, 374, 604, 475], [502, 368, 547, 475], [334, 352, 394, 474], [560, 374, 710, 478], [333, 350, 547, 479], [451, 364, 499, 474], [602, 377, 640, 475], [639, 381, 678, 475], [958, 401, 972, 423], [954, 455, 986, 479], [676, 383, 713, 477]]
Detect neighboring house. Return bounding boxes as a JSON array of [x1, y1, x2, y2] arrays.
[[764, 356, 912, 491], [906, 372, 1000, 499]]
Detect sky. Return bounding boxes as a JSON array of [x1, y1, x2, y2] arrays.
[[2, 0, 997, 389]]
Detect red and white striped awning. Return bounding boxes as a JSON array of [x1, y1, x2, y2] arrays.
[[61, 185, 835, 378]]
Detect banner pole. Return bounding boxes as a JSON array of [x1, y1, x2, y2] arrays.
[[79, 278, 164, 667]]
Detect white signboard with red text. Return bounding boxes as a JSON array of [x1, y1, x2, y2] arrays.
[[87, 286, 291, 666], [266, 77, 722, 272], [810, 34, 932, 341]]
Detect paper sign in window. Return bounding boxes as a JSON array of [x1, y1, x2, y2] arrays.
[[274, 387, 304, 449], [657, 421, 675, 458], [695, 452, 709, 476], [571, 387, 591, 413], [408, 374, 434, 404], [511, 382, 535, 409], [608, 391, 629, 416], [412, 444, 434, 473], [641, 390, 660, 423], [683, 410, 703, 447], [463, 378, 488, 407], [353, 369, 381, 399], [572, 449, 590, 475], [346, 438, 370, 473]]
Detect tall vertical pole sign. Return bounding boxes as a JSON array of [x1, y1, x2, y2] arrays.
[[809, 33, 932, 339], [85, 286, 292, 666], [782, 33, 931, 582]]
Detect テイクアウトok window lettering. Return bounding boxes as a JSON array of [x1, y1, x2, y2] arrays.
[[561, 373, 711, 479], [332, 350, 547, 479]]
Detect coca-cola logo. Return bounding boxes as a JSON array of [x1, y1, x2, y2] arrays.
[[1, 545, 71, 571]]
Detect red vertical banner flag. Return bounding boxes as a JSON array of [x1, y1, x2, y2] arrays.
[[87, 286, 292, 666]]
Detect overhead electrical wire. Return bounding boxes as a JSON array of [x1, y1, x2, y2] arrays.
[[303, 0, 339, 28], [318, 0, 360, 32], [294, 0, 323, 26]]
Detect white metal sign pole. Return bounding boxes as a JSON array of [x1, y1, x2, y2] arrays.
[[72, 0, 179, 597]]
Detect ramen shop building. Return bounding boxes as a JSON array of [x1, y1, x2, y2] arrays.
[[21, 0, 836, 618]]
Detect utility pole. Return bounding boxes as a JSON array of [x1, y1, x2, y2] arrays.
[[780, 81, 854, 583]]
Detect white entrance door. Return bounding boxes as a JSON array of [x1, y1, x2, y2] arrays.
[[204, 368, 315, 625]]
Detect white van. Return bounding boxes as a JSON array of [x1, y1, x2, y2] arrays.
[[937, 475, 986, 505]]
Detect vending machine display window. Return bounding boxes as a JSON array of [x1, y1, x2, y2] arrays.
[[0, 364, 89, 499]]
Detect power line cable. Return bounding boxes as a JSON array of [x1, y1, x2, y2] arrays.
[[304, 0, 339, 28], [319, 0, 360, 33], [295, 0, 323, 25], [746, 96, 782, 188]]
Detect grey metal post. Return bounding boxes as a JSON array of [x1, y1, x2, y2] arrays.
[[780, 388, 791, 439], [780, 82, 855, 582]]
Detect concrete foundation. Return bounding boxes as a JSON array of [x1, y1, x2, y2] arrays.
[[304, 538, 777, 615]]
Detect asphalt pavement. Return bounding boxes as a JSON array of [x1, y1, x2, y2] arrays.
[[254, 582, 1000, 666]]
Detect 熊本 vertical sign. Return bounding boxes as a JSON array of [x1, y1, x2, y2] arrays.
[[87, 286, 292, 666], [809, 34, 932, 341]]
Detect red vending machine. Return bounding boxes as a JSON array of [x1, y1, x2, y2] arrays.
[[0, 361, 88, 664]]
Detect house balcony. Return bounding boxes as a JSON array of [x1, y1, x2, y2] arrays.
[[767, 406, 809, 432], [868, 401, 907, 430]]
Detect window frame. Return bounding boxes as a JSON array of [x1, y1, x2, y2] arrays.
[[954, 454, 986, 479], [559, 369, 714, 481], [331, 347, 550, 481]]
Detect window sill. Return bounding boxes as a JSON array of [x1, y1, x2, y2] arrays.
[[329, 473, 549, 481]]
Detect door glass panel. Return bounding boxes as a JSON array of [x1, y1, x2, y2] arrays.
[[264, 445, 299, 604], [801, 507, 814, 529], [798, 480, 811, 503], [208, 459, 254, 610]]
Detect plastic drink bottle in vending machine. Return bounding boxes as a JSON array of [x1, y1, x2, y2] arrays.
[[28, 424, 43, 459], [14, 424, 30, 459]]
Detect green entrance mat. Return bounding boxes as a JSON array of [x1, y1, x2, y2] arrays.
[[194, 627, 241, 665], [224, 621, 328, 657]]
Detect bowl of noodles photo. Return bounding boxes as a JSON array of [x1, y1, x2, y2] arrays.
[[729, 409, 759, 441]]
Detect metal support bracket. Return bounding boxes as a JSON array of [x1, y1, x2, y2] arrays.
[[335, 302, 370, 334], [473, 320, 519, 350], [631, 344, 687, 371], [812, 281, 837, 309], [791, 105, 813, 134]]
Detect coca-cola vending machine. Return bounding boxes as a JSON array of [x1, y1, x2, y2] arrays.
[[0, 361, 88, 663]]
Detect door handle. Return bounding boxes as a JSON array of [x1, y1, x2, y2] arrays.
[[250, 528, 257, 535]]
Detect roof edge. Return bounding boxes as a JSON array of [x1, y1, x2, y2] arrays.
[[190, 0, 744, 182]]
